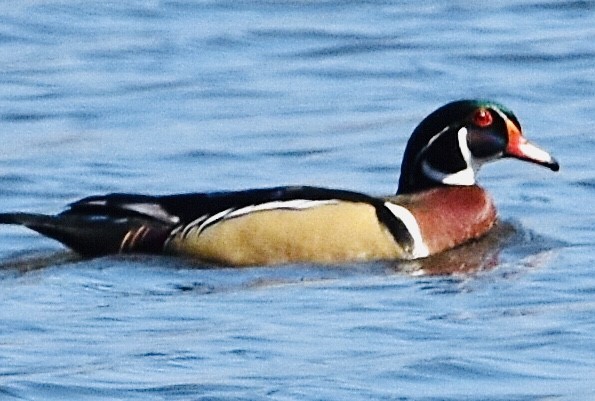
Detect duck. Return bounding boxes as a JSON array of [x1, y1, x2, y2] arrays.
[[0, 100, 559, 266]]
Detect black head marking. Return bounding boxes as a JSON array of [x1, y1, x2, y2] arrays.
[[397, 100, 519, 194]]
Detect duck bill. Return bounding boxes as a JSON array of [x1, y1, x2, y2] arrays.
[[504, 120, 560, 171]]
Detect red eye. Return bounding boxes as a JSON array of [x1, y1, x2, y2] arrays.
[[473, 109, 493, 128]]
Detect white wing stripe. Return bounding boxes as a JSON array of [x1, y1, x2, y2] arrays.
[[195, 208, 235, 235], [124, 203, 181, 224], [226, 199, 337, 219], [183, 199, 338, 237]]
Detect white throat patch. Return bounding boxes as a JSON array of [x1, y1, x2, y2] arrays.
[[421, 127, 482, 186]]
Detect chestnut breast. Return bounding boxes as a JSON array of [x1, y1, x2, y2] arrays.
[[387, 185, 497, 256]]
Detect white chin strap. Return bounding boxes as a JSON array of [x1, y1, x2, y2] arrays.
[[421, 127, 483, 186]]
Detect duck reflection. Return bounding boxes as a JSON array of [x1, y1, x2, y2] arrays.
[[394, 220, 561, 276]]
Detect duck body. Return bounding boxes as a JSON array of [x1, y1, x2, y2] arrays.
[[165, 185, 496, 265], [0, 185, 495, 266], [0, 100, 558, 266]]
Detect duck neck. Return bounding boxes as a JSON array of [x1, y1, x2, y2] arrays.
[[397, 171, 445, 195]]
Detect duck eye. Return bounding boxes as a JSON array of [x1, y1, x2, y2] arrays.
[[473, 109, 493, 128]]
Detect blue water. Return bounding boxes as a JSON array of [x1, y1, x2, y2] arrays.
[[1, 1, 594, 400]]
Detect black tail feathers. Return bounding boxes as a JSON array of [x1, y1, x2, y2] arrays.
[[0, 212, 171, 257]]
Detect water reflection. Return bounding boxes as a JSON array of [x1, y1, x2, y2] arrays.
[[0, 219, 562, 281], [394, 221, 514, 276]]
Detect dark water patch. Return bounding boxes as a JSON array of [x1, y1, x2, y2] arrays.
[[0, 31, 34, 45], [30, 2, 168, 23], [172, 281, 216, 294], [358, 164, 399, 174], [0, 386, 23, 400], [286, 40, 422, 59], [258, 148, 332, 158], [179, 0, 392, 12], [8, 383, 95, 401], [80, 161, 145, 180], [7, 91, 65, 101], [404, 356, 535, 381], [185, 88, 281, 100], [163, 149, 254, 163], [203, 34, 253, 49], [251, 27, 388, 41], [116, 6, 169, 20], [1, 112, 56, 122], [0, 174, 35, 186], [512, 0, 595, 12], [573, 177, 595, 190], [136, 350, 208, 364], [0, 16, 61, 45], [465, 52, 595, 64], [116, 79, 195, 95], [0, 250, 80, 274], [0, 110, 101, 123], [499, 220, 568, 255], [132, 383, 254, 397], [293, 67, 444, 81]]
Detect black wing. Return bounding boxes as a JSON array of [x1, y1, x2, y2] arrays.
[[66, 186, 384, 224], [1, 186, 412, 257]]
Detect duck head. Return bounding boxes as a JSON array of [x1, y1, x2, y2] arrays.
[[397, 100, 559, 194]]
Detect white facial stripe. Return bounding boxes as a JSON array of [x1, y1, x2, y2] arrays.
[[422, 127, 478, 186], [420, 107, 518, 187], [457, 126, 473, 165], [492, 107, 508, 121], [446, 127, 477, 185], [383, 202, 429, 259], [415, 125, 451, 166], [426, 125, 451, 148]]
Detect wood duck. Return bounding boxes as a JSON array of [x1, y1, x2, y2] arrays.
[[0, 100, 559, 266]]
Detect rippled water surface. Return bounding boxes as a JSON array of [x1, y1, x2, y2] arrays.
[[0, 1, 594, 400]]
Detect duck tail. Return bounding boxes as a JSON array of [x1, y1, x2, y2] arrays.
[[0, 212, 171, 257]]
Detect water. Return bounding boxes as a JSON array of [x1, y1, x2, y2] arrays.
[[0, 1, 594, 400]]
